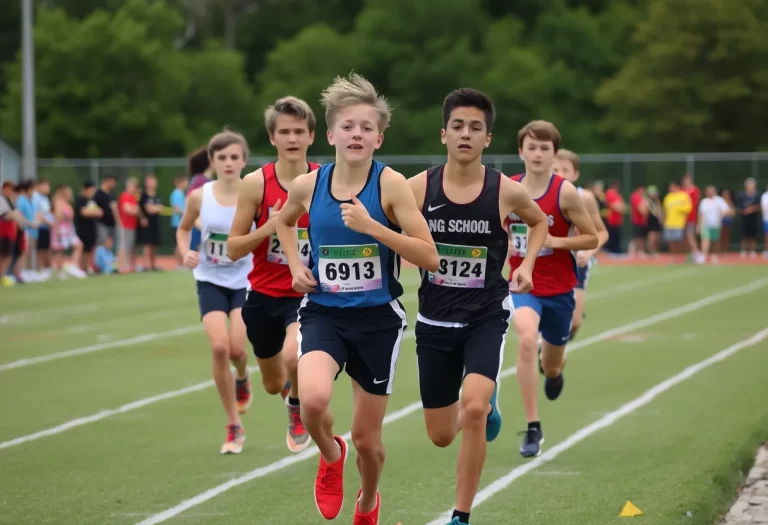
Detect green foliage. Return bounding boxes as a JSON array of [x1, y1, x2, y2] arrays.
[[0, 0, 766, 157], [596, 0, 768, 152]]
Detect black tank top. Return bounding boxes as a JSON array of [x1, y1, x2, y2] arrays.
[[417, 165, 509, 323]]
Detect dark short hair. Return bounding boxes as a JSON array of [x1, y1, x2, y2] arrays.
[[15, 180, 33, 192], [442, 88, 495, 132]]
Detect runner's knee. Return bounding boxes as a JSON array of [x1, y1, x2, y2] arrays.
[[211, 341, 229, 361]]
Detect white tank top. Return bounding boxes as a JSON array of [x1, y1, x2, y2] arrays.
[[193, 182, 253, 290]]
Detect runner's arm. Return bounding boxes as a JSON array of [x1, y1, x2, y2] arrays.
[[375, 169, 438, 272], [549, 182, 599, 251], [276, 172, 314, 272], [226, 170, 272, 261], [177, 189, 201, 258]]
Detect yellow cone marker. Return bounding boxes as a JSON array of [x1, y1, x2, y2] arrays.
[[619, 500, 644, 517]]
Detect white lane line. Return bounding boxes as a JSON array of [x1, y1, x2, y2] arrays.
[[130, 278, 767, 525], [0, 268, 704, 372], [0, 295, 420, 374], [423, 326, 768, 525], [0, 274, 748, 451], [0, 333, 412, 451], [0, 326, 204, 373], [587, 266, 701, 299]]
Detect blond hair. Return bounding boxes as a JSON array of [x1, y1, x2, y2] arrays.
[[264, 96, 317, 136], [517, 120, 561, 151], [207, 129, 249, 160], [555, 148, 579, 171], [321, 72, 392, 132]]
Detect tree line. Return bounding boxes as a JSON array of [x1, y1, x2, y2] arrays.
[[0, 0, 766, 159]]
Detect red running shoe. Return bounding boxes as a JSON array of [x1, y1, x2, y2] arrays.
[[314, 436, 348, 519], [353, 488, 381, 525]]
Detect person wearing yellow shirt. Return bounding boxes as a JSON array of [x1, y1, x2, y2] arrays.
[[663, 181, 692, 258]]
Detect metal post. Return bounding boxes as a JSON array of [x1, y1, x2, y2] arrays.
[[21, 0, 37, 181], [686, 154, 695, 179]]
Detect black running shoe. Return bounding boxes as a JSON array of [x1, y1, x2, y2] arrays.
[[519, 427, 544, 458], [544, 373, 564, 400]]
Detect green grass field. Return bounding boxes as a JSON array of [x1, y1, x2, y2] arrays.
[[1, 264, 767, 525]]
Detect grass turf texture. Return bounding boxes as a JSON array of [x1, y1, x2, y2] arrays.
[[0, 264, 766, 524]]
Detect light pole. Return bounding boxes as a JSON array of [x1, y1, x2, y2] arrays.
[[21, 0, 36, 181]]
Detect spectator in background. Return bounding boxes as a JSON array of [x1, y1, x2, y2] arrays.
[[0, 182, 23, 287], [170, 175, 188, 267], [14, 181, 36, 282], [604, 179, 625, 255], [719, 188, 735, 253], [736, 177, 761, 258], [663, 181, 692, 261], [761, 183, 768, 258], [94, 235, 116, 275], [645, 185, 663, 257], [50, 185, 86, 279], [137, 174, 163, 271], [681, 173, 702, 263], [94, 174, 119, 250], [117, 177, 140, 273], [697, 185, 731, 264], [590, 180, 608, 224], [628, 184, 648, 257], [32, 179, 53, 281], [74, 180, 102, 273]]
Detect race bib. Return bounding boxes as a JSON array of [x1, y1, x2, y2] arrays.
[[508, 224, 529, 257], [429, 243, 487, 289], [318, 244, 382, 293], [508, 224, 553, 257], [204, 232, 233, 265], [267, 228, 311, 266]]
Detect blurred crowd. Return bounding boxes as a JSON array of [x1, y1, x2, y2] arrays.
[[589, 174, 768, 263], [2, 160, 767, 288], [0, 171, 191, 287]]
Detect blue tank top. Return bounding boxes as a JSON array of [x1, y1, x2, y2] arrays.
[[308, 160, 403, 308]]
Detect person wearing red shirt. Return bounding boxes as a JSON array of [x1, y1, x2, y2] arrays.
[[227, 96, 319, 454], [506, 121, 598, 459], [682, 173, 702, 261], [117, 178, 141, 272], [628, 185, 648, 257], [603, 180, 625, 254]]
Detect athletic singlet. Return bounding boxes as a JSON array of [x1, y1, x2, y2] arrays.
[[248, 161, 321, 297], [194, 182, 253, 290], [417, 165, 509, 323], [506, 173, 577, 297], [307, 160, 402, 308]]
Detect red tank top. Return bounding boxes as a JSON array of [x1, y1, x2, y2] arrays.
[[247, 161, 321, 297], [506, 173, 577, 297]]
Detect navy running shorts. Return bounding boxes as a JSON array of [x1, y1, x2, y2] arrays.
[[241, 289, 303, 360], [196, 280, 246, 319], [297, 299, 407, 396]]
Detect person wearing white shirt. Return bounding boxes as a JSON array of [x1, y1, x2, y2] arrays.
[[32, 179, 54, 280], [697, 185, 732, 263], [761, 185, 768, 258]]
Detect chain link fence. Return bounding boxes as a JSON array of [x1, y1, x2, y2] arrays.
[[26, 152, 768, 253]]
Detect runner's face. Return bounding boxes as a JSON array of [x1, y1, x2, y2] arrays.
[[441, 106, 490, 164], [211, 144, 246, 179], [553, 159, 577, 183], [519, 136, 555, 175], [327, 104, 383, 165], [271, 114, 314, 162]]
